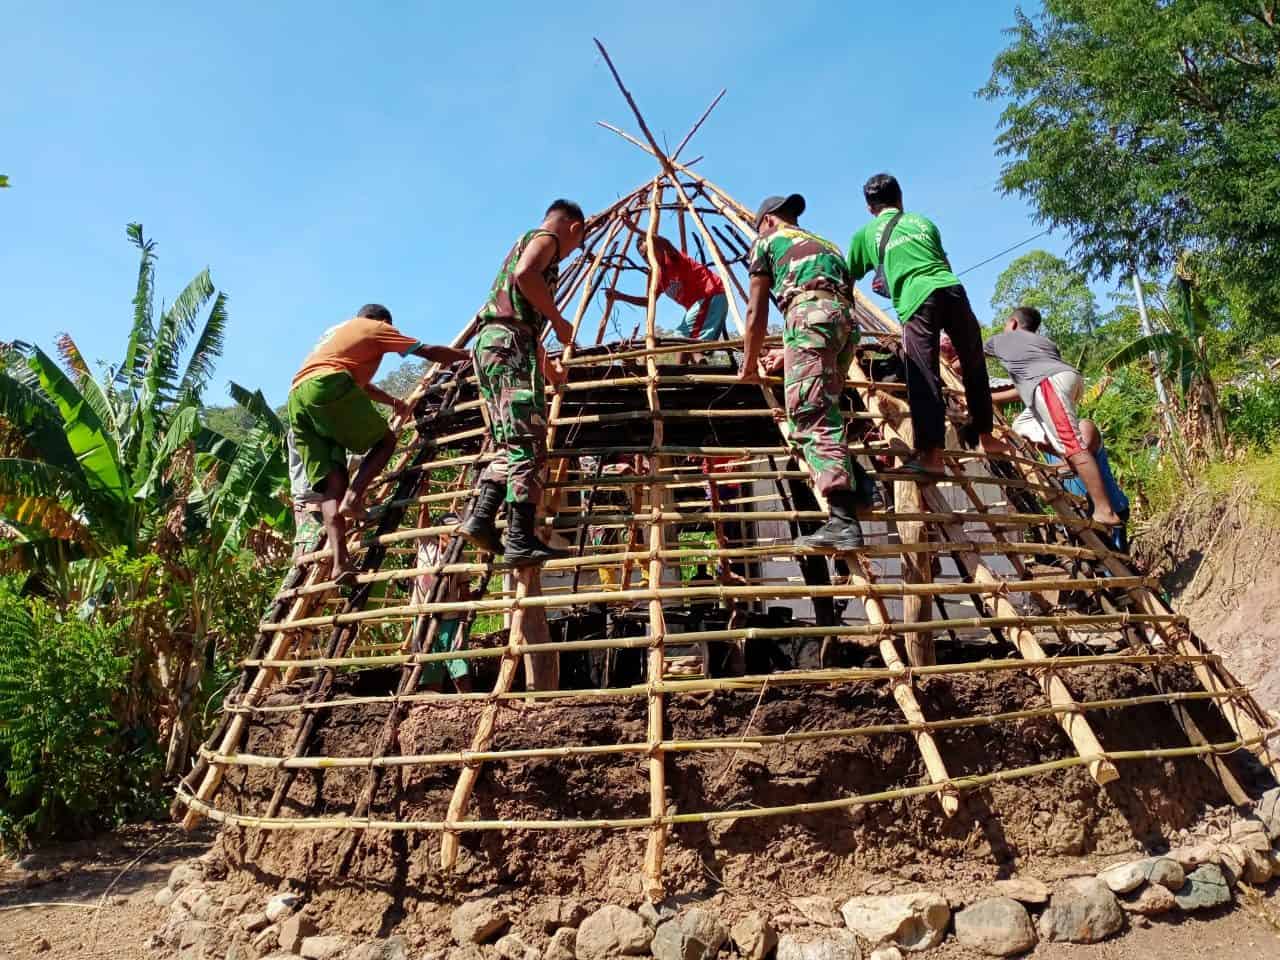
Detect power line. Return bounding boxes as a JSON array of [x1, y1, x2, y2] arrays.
[[956, 229, 1051, 276]]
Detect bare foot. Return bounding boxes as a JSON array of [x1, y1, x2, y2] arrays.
[[339, 495, 368, 521], [1092, 509, 1123, 527], [979, 432, 1007, 455]]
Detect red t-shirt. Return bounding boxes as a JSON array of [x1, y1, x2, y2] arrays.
[[656, 245, 724, 309]]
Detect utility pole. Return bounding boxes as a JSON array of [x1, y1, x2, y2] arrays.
[[1132, 271, 1180, 443]]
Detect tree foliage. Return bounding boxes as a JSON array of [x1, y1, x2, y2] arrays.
[[990, 249, 1101, 360], [982, 2, 1280, 331]]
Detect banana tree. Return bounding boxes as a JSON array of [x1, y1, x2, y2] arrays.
[[1102, 270, 1227, 460], [0, 223, 292, 773]]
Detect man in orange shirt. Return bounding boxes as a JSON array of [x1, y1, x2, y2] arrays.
[[287, 303, 466, 583]]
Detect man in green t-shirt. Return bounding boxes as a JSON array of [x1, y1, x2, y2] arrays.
[[739, 192, 865, 552], [848, 174, 994, 474]]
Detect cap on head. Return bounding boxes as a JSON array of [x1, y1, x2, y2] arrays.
[[440, 511, 460, 526], [357, 303, 393, 323], [754, 193, 806, 228]]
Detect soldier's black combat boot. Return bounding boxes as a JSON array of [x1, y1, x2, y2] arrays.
[[504, 502, 570, 567], [456, 481, 505, 554], [795, 489, 865, 552]]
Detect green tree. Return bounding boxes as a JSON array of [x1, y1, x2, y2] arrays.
[[981, 2, 1280, 331], [0, 224, 292, 776], [1103, 268, 1229, 460]]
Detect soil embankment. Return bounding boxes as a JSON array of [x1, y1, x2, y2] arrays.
[[208, 664, 1254, 939], [1137, 476, 1280, 715]]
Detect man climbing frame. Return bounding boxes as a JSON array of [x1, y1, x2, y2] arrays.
[[848, 173, 996, 475], [738, 192, 866, 552], [457, 199, 586, 566], [985, 306, 1124, 530], [286, 304, 467, 584], [607, 219, 729, 344]]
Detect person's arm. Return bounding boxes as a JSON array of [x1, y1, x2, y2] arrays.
[[738, 273, 772, 384], [514, 234, 574, 344], [991, 385, 1021, 406], [847, 226, 872, 280], [606, 290, 651, 307], [410, 344, 469, 365], [365, 383, 411, 419]]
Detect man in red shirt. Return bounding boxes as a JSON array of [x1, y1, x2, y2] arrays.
[[287, 303, 466, 583], [607, 224, 728, 344]]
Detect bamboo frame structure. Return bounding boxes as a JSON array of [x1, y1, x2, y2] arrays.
[[176, 43, 1280, 896]]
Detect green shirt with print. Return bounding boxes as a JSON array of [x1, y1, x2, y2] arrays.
[[847, 209, 960, 321]]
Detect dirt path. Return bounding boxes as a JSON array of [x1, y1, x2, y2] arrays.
[[4, 822, 1280, 959], [0, 822, 215, 960]]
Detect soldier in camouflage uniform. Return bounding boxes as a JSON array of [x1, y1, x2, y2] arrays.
[[740, 193, 866, 551], [457, 199, 586, 566]]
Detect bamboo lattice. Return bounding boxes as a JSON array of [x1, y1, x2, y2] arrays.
[[176, 43, 1279, 899]]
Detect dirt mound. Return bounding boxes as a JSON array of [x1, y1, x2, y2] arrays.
[[207, 665, 1255, 938], [1137, 477, 1280, 714]]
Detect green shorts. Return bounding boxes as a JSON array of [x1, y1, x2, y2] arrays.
[[420, 618, 469, 686], [286, 372, 389, 490]]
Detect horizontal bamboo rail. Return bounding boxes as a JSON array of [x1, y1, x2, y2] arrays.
[[276, 539, 1122, 600], [244, 613, 1186, 671], [227, 652, 1219, 717], [174, 726, 1278, 833], [200, 686, 1248, 771], [260, 575, 1154, 632]]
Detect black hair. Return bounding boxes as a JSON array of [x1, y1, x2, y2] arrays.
[[545, 199, 585, 224], [356, 303, 393, 323], [863, 173, 903, 210], [1012, 306, 1043, 332]]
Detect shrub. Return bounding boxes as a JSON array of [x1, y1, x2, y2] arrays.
[[1224, 376, 1280, 451], [0, 584, 163, 848]]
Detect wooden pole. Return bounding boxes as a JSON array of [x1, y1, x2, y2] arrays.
[[440, 566, 536, 869]]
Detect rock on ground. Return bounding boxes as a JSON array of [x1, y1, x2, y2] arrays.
[[496, 932, 538, 960], [349, 937, 409, 960], [730, 912, 777, 960], [1098, 861, 1146, 894], [839, 893, 950, 952], [264, 893, 301, 922], [953, 897, 1037, 957], [990, 878, 1049, 905], [300, 936, 350, 960], [1121, 884, 1178, 916], [1174, 864, 1233, 911], [278, 913, 318, 953], [1143, 857, 1185, 891], [1256, 786, 1280, 838], [790, 896, 842, 927], [867, 949, 902, 960], [545, 927, 576, 960], [1037, 878, 1124, 944], [168, 863, 203, 892], [651, 907, 727, 960], [450, 898, 511, 945], [575, 905, 652, 959], [533, 897, 587, 933], [776, 929, 862, 960]]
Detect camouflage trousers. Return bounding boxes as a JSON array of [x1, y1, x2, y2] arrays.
[[783, 295, 859, 497], [473, 322, 547, 504]]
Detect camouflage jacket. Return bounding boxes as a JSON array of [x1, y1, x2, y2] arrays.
[[749, 225, 852, 312], [475, 228, 560, 333]]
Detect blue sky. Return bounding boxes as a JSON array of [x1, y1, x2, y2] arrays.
[[2, 1, 1069, 406]]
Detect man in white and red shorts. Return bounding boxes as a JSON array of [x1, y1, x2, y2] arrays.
[[984, 306, 1123, 529]]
